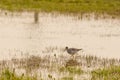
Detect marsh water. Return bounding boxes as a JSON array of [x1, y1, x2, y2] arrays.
[[0, 12, 120, 60]]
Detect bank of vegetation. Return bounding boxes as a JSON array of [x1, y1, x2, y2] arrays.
[[0, 0, 120, 17]]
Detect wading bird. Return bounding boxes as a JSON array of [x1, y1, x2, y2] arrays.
[[65, 46, 83, 58]]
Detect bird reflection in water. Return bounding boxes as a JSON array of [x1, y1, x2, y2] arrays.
[[65, 59, 81, 67]]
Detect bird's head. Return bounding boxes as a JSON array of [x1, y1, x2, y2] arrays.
[[63, 46, 68, 52], [65, 46, 68, 50]]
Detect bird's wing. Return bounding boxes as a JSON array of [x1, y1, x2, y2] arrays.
[[70, 48, 81, 51]]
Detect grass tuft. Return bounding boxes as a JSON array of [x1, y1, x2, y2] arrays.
[[0, 68, 37, 80], [91, 66, 120, 80], [59, 66, 83, 75]]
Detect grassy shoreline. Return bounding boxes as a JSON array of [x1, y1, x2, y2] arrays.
[[0, 54, 120, 80], [0, 0, 120, 17]]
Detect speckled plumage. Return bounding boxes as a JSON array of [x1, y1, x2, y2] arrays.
[[65, 47, 82, 56]]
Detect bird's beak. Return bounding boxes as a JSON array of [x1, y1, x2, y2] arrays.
[[80, 48, 83, 51], [81, 49, 84, 53]]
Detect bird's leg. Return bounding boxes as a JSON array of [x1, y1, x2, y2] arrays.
[[72, 55, 75, 60], [70, 55, 73, 59]]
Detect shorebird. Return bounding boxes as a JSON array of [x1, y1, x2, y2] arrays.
[[65, 46, 83, 58]]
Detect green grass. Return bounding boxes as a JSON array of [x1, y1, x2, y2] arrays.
[[0, 54, 120, 80], [61, 76, 73, 80], [91, 66, 120, 80], [59, 66, 83, 75], [0, 0, 120, 16], [0, 68, 37, 80]]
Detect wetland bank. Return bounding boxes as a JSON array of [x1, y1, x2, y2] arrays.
[[0, 0, 120, 80], [0, 11, 120, 80]]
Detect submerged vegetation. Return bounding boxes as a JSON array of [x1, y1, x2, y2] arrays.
[[0, 46, 120, 80], [0, 0, 120, 17]]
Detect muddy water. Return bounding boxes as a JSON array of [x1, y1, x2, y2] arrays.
[[0, 12, 120, 60]]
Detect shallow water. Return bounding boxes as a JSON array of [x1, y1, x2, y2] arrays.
[[0, 12, 120, 60]]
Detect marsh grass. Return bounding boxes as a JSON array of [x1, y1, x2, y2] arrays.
[[0, 68, 37, 80], [0, 0, 120, 17], [0, 47, 120, 79], [65, 59, 80, 67], [61, 76, 73, 80], [91, 66, 120, 80], [59, 66, 83, 75]]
